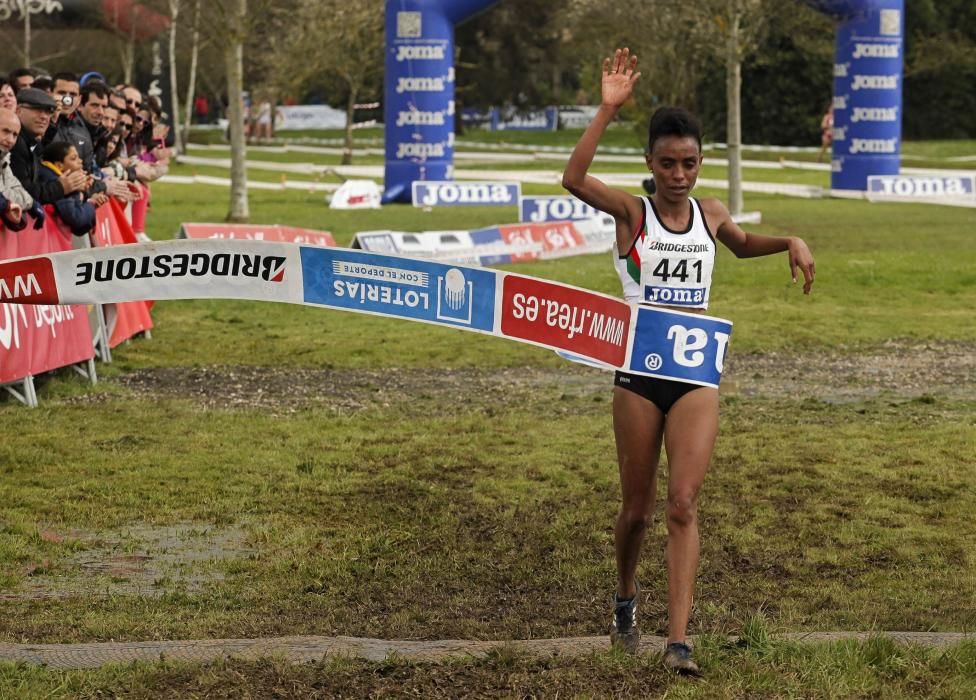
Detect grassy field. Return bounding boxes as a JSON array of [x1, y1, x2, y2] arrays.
[[1, 135, 975, 697]]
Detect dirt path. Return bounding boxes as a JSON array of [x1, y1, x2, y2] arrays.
[[101, 340, 976, 414], [1, 631, 972, 670]]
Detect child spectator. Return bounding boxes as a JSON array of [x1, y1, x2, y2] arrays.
[[39, 141, 103, 235]]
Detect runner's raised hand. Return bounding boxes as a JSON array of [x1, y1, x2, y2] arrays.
[[601, 48, 641, 109]]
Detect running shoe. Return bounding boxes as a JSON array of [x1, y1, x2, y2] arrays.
[[663, 641, 701, 676], [609, 583, 640, 653]]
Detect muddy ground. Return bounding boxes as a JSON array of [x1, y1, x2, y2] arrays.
[[107, 339, 975, 415], [9, 341, 973, 602]]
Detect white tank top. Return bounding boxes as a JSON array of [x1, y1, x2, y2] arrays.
[[614, 196, 716, 309]]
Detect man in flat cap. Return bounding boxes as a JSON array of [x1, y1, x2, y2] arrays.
[[11, 87, 86, 207]]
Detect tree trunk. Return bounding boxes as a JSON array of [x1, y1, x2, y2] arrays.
[[342, 85, 357, 166], [124, 23, 137, 85], [23, 10, 30, 66], [725, 8, 744, 217], [225, 34, 249, 222], [182, 0, 200, 151], [167, 0, 183, 154]]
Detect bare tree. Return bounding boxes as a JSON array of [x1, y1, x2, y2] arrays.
[[687, 0, 772, 216], [181, 0, 201, 151], [166, 0, 183, 154], [103, 1, 170, 85], [222, 0, 248, 221], [270, 0, 383, 165], [195, 0, 253, 221]]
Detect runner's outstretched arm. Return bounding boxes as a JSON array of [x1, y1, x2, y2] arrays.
[[703, 197, 816, 294], [562, 48, 643, 245]]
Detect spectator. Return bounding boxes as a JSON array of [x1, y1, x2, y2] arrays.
[[80, 71, 106, 87], [100, 102, 119, 136], [39, 141, 99, 235], [8, 68, 34, 93], [817, 102, 833, 164], [0, 79, 16, 110], [126, 98, 170, 242], [46, 72, 84, 149], [11, 88, 86, 206], [253, 97, 273, 142], [120, 84, 142, 113], [108, 89, 126, 116], [100, 126, 128, 178], [32, 76, 53, 93], [73, 81, 110, 176], [193, 93, 210, 124], [0, 107, 33, 230], [115, 109, 134, 159]]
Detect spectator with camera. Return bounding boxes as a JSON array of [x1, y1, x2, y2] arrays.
[[46, 72, 83, 146]]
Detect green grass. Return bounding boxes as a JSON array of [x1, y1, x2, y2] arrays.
[[2, 637, 976, 698], [2, 138, 975, 696]]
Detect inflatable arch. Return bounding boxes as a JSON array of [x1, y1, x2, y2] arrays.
[[382, 0, 499, 203], [383, 0, 903, 200], [803, 0, 904, 191]]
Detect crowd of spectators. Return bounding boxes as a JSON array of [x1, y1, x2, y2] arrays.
[[0, 66, 172, 242]]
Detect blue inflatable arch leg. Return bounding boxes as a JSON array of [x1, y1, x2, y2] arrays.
[[801, 0, 905, 191], [383, 0, 500, 203]]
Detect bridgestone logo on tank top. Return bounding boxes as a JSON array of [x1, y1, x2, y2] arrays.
[[646, 241, 709, 253]]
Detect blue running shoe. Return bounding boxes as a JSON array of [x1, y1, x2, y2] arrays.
[[609, 582, 640, 653]]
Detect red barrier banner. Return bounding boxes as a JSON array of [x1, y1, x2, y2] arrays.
[[497, 222, 584, 262], [179, 223, 336, 248], [93, 201, 154, 347], [0, 211, 95, 384]]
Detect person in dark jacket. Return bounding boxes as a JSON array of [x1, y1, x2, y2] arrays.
[[39, 141, 98, 235], [11, 88, 86, 206], [74, 81, 109, 175]]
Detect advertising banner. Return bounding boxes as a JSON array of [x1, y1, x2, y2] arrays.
[[411, 181, 520, 208], [519, 195, 601, 223], [866, 175, 976, 201], [500, 274, 630, 367], [627, 305, 730, 388], [352, 216, 615, 266], [274, 104, 347, 130], [302, 248, 497, 332], [489, 106, 558, 132], [495, 222, 585, 263], [180, 223, 337, 247], [0, 240, 732, 387], [0, 213, 94, 385]]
